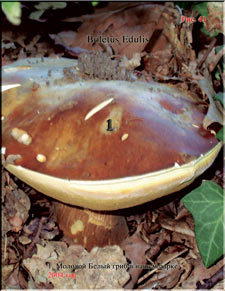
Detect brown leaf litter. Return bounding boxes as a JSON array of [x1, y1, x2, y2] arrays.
[[55, 2, 168, 59], [2, 1, 224, 289], [23, 242, 129, 289]]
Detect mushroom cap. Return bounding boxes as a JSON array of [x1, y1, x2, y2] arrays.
[[2, 58, 221, 210]]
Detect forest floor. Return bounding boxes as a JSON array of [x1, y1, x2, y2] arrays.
[[2, 2, 224, 289]]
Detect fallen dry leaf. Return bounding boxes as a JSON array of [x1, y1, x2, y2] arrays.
[[2, 2, 224, 289], [181, 256, 224, 289], [4, 266, 20, 289], [159, 217, 195, 237], [1, 264, 15, 285], [175, 258, 192, 287], [207, 46, 225, 72], [23, 217, 59, 241], [120, 52, 142, 70], [145, 229, 171, 260], [23, 241, 84, 289], [162, 10, 196, 64], [121, 232, 150, 288], [23, 241, 129, 289], [2, 208, 12, 236], [143, 48, 175, 80], [58, 3, 166, 58], [172, 232, 197, 252], [138, 245, 188, 288], [205, 2, 224, 36], [156, 245, 188, 265], [139, 258, 185, 289], [198, 74, 223, 129], [2, 169, 31, 234], [76, 245, 130, 289]]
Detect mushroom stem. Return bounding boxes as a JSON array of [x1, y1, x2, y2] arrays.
[[54, 202, 129, 251]]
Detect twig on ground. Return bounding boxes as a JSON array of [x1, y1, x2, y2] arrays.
[[196, 265, 224, 289], [24, 217, 45, 258], [197, 38, 217, 70]]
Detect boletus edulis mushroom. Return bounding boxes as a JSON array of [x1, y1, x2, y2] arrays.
[[2, 57, 222, 251]]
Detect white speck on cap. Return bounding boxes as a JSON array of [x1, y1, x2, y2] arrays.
[[121, 133, 129, 141], [174, 162, 180, 168], [11, 128, 32, 145], [85, 98, 114, 121], [1, 147, 6, 155], [36, 154, 47, 163]]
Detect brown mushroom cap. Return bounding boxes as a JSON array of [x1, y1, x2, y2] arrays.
[[2, 58, 222, 210]]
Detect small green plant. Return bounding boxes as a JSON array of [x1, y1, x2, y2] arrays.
[[216, 128, 223, 142], [192, 2, 208, 18], [213, 92, 224, 142], [91, 2, 99, 7], [192, 2, 220, 37], [29, 2, 67, 21], [1, 2, 69, 24], [182, 181, 224, 268], [1, 1, 22, 25]]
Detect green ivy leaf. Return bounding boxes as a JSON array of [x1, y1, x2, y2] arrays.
[[1, 2, 21, 25], [216, 127, 224, 142], [182, 181, 224, 268], [192, 2, 219, 37], [192, 2, 208, 18], [200, 25, 219, 38]]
